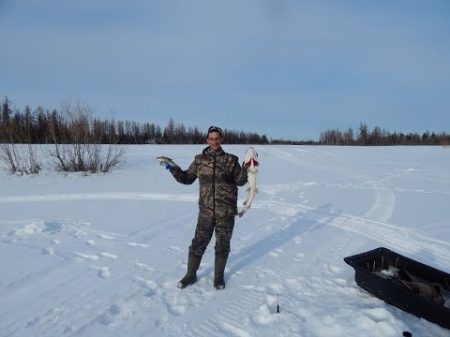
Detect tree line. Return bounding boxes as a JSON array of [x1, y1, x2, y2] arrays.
[[1, 98, 449, 145], [319, 123, 450, 146], [0, 98, 270, 145]]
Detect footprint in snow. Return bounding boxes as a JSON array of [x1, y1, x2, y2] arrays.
[[98, 252, 118, 260], [167, 246, 183, 252], [163, 297, 185, 316], [99, 267, 111, 279], [128, 242, 149, 248], [85, 240, 95, 246], [98, 234, 115, 240], [292, 252, 305, 262], [269, 248, 284, 258], [294, 236, 303, 244], [134, 277, 157, 297], [251, 304, 277, 325], [135, 262, 154, 272], [70, 230, 88, 238], [89, 266, 111, 279], [42, 247, 54, 255], [362, 307, 394, 323], [98, 304, 130, 325], [324, 263, 341, 275], [333, 278, 347, 286], [74, 252, 99, 261]]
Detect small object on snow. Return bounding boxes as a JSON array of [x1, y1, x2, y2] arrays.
[[402, 331, 412, 337], [344, 247, 450, 330], [276, 293, 280, 313], [239, 147, 259, 217]]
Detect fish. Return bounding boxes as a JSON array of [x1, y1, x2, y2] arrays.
[[239, 147, 259, 217], [156, 156, 178, 169]]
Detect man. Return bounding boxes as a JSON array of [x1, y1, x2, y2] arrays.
[[160, 126, 247, 289]]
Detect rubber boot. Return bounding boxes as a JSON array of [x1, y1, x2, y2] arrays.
[[178, 254, 201, 289], [214, 254, 229, 290]]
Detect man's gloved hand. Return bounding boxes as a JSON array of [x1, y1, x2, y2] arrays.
[[162, 161, 173, 170], [156, 156, 177, 170]]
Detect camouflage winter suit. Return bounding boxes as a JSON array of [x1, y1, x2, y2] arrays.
[[170, 146, 247, 257]]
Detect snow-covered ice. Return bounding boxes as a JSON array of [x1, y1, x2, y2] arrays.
[[1, 145, 450, 336]]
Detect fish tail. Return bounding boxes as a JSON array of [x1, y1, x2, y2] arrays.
[[238, 208, 248, 217]]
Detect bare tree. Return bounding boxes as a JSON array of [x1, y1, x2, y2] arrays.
[[49, 101, 124, 173], [0, 143, 41, 174], [0, 117, 41, 175]]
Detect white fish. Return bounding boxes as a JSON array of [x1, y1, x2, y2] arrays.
[[156, 156, 178, 169], [239, 147, 259, 217]]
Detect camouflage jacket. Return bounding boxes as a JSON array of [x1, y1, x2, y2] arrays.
[[170, 146, 247, 218]]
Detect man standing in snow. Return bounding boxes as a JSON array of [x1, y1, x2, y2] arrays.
[[159, 126, 247, 289]]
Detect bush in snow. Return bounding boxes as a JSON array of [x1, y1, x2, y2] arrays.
[[0, 143, 41, 175], [0, 113, 41, 175], [49, 101, 124, 173]]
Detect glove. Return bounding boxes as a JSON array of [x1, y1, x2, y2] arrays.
[[162, 162, 173, 170], [156, 156, 177, 171]]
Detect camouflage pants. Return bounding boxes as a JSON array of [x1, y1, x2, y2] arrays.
[[189, 215, 235, 258]]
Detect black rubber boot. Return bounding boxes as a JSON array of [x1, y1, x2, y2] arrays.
[[178, 254, 201, 289], [214, 254, 229, 290]]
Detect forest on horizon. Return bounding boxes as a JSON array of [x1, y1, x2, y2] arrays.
[[1, 98, 449, 146]]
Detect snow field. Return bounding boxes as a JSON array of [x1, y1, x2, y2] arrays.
[[1, 145, 450, 336]]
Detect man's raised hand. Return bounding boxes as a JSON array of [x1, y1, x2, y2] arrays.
[[156, 156, 178, 170]]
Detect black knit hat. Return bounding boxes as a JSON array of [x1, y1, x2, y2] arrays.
[[207, 126, 223, 137]]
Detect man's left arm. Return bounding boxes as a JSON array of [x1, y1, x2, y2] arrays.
[[170, 159, 197, 185]]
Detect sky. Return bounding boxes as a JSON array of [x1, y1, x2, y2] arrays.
[[1, 0, 450, 140]]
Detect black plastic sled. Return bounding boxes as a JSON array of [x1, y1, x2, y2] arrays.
[[344, 247, 450, 330]]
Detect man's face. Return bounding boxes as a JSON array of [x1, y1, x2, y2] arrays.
[[207, 132, 222, 151]]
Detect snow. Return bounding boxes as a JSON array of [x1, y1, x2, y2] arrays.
[[1, 145, 450, 337]]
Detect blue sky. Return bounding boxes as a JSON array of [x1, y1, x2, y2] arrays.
[[1, 0, 449, 140]]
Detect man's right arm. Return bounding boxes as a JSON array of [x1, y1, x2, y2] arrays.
[[170, 159, 197, 185]]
